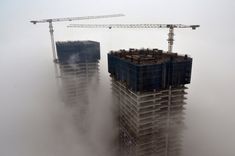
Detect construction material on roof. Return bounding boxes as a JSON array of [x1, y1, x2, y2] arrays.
[[108, 48, 192, 92]]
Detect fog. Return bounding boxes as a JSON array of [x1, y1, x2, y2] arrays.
[[1, 0, 235, 156]]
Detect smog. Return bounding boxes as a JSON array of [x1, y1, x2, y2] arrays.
[[1, 0, 235, 156]]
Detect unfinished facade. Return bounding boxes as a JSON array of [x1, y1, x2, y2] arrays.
[[108, 49, 192, 156], [56, 41, 100, 122]]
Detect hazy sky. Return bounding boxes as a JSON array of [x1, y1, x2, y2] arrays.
[[1, 0, 235, 156]]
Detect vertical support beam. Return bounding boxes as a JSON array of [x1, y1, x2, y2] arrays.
[[85, 61, 89, 83], [167, 27, 174, 53], [49, 21, 57, 62], [49, 21, 60, 86], [165, 85, 172, 156]]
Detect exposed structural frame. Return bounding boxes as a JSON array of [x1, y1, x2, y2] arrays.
[[113, 80, 187, 156], [68, 23, 200, 53], [108, 48, 193, 156]]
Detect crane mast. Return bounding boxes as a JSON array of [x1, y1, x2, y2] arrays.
[[68, 23, 199, 52], [168, 27, 174, 53], [48, 22, 56, 62]]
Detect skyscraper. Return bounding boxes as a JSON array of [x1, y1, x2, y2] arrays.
[[56, 41, 100, 129], [108, 48, 192, 156]]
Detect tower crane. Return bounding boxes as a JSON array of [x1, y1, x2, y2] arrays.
[[68, 24, 199, 52], [30, 14, 124, 62], [30, 14, 124, 81]]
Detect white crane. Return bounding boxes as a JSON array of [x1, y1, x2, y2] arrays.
[[30, 14, 124, 82], [68, 23, 199, 52], [30, 14, 125, 62]]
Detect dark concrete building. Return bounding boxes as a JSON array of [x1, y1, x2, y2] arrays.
[[108, 48, 192, 156], [56, 40, 100, 128]]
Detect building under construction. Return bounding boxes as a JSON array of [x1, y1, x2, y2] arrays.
[[108, 48, 192, 156], [56, 41, 100, 125]]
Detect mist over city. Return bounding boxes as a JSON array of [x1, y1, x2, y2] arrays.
[[1, 0, 235, 156]]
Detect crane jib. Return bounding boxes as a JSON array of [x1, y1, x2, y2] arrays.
[[30, 14, 125, 24]]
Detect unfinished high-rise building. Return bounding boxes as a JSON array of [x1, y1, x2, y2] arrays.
[[108, 49, 192, 156], [56, 41, 100, 122]]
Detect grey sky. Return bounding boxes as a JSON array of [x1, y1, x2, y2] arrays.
[[1, 0, 235, 156]]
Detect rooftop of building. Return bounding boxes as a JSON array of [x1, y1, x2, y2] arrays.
[[108, 48, 192, 92], [56, 40, 99, 46], [109, 48, 191, 65], [56, 40, 100, 64]]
